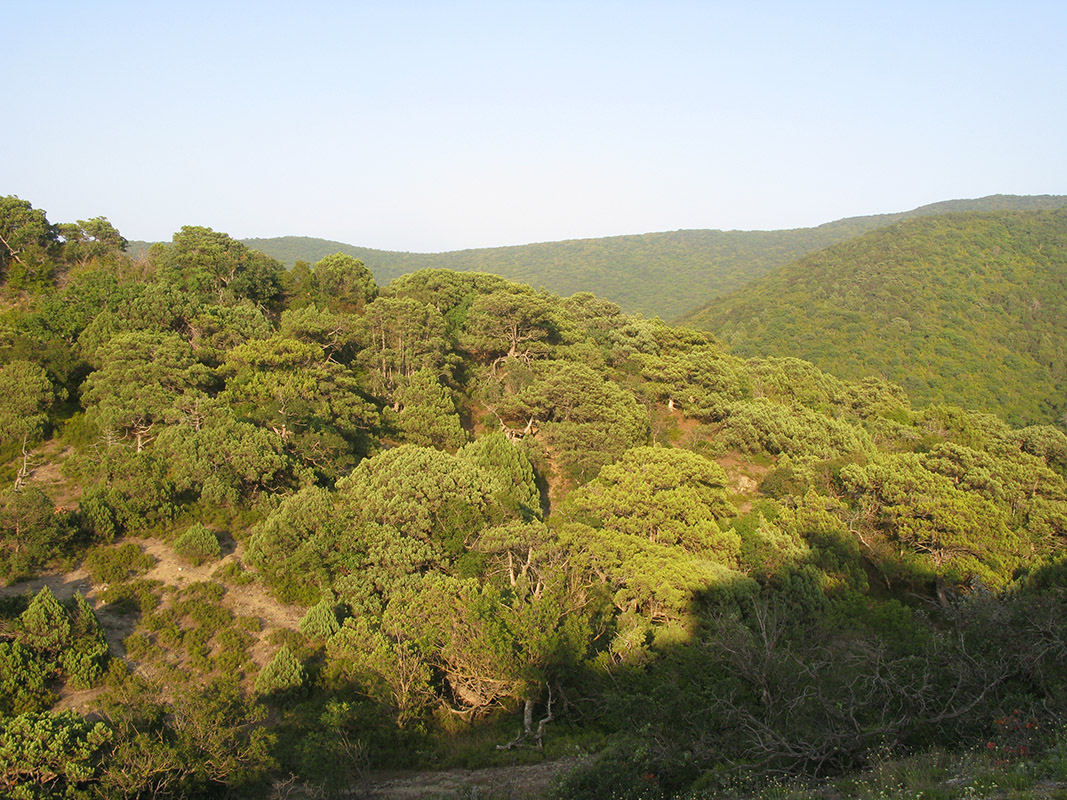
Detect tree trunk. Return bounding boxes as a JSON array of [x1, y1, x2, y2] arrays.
[[14, 434, 30, 490], [522, 697, 535, 735]]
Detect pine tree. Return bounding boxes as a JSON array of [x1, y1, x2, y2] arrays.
[[299, 594, 341, 640], [19, 586, 71, 654], [254, 645, 305, 699]]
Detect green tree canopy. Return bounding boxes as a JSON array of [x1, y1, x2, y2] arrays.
[[0, 196, 59, 291], [155, 404, 298, 506], [245, 486, 340, 605], [150, 225, 284, 306], [336, 444, 499, 553], [840, 453, 1026, 588], [220, 334, 378, 478], [386, 268, 514, 330], [565, 446, 739, 559], [392, 368, 469, 451], [461, 286, 565, 365], [0, 360, 56, 488], [459, 432, 542, 520], [502, 361, 649, 483], [188, 300, 272, 366], [82, 331, 209, 451], [357, 296, 452, 404], [310, 252, 377, 311], [0, 488, 75, 579], [57, 216, 127, 267]]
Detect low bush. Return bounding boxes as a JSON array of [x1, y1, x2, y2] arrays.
[[172, 524, 221, 566], [254, 645, 305, 700], [83, 542, 155, 585]]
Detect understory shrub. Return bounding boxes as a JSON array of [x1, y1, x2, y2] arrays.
[[83, 542, 155, 584], [172, 523, 221, 566]]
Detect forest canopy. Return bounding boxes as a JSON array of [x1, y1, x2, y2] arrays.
[[683, 209, 1067, 429], [3, 195, 1067, 799]]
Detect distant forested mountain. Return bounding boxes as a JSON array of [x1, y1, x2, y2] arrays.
[[235, 195, 1067, 320], [684, 208, 1067, 428]]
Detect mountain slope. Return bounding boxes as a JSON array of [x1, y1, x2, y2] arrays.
[[241, 195, 1067, 320], [683, 208, 1067, 427], [9, 195, 1067, 797]]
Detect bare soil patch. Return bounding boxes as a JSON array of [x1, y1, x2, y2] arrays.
[[136, 538, 304, 666], [0, 569, 93, 603], [717, 453, 771, 514], [24, 442, 82, 509], [2, 535, 304, 688], [363, 757, 579, 800]]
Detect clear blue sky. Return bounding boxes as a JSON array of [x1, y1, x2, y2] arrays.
[[6, 1, 1065, 252]]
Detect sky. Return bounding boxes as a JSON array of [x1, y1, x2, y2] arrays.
[[5, 1, 1066, 252]]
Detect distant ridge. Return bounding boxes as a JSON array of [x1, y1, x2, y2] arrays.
[[244, 195, 1067, 319], [131, 195, 1067, 320], [682, 207, 1067, 428]]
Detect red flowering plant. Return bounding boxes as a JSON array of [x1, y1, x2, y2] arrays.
[[984, 710, 1049, 765]]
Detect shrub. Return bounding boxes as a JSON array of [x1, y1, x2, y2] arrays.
[[122, 632, 153, 661], [61, 646, 108, 691], [551, 741, 669, 800], [213, 560, 254, 586], [60, 594, 109, 690], [254, 645, 305, 699], [0, 710, 112, 799], [0, 641, 55, 715], [187, 602, 230, 630], [299, 594, 341, 640], [172, 524, 221, 566], [77, 491, 118, 544], [177, 580, 225, 603], [18, 586, 70, 654], [99, 579, 162, 613], [214, 628, 253, 674], [83, 542, 155, 585], [0, 487, 76, 580]]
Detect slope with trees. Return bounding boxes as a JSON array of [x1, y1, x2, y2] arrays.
[[684, 208, 1067, 429], [3, 194, 1067, 799], [228, 194, 1067, 320]]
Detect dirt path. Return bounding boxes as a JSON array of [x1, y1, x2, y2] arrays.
[[363, 757, 580, 799], [0, 569, 93, 603], [139, 538, 304, 633]]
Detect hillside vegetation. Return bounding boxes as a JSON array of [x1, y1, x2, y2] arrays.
[[684, 208, 1067, 429], [232, 194, 1067, 320], [3, 195, 1067, 799]]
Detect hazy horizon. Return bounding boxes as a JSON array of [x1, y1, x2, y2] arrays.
[[7, 1, 1066, 252]]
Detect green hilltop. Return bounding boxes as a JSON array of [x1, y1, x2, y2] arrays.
[[239, 194, 1067, 320], [683, 207, 1067, 428]]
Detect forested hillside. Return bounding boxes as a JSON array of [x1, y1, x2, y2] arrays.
[[684, 208, 1067, 430], [4, 194, 1067, 799], [235, 194, 1067, 320]]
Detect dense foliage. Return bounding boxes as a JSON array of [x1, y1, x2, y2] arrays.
[[231, 195, 1067, 321], [4, 194, 1067, 799], [685, 209, 1067, 430]]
